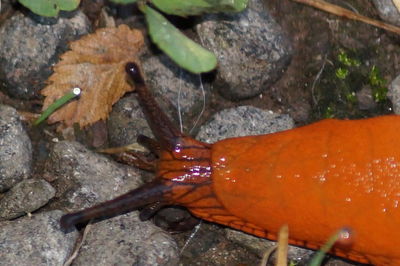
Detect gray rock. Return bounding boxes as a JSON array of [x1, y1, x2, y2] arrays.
[[47, 141, 178, 265], [0, 179, 56, 220], [0, 210, 79, 266], [356, 86, 377, 110], [196, 0, 292, 100], [141, 53, 210, 129], [225, 229, 271, 256], [389, 74, 400, 114], [47, 141, 143, 209], [197, 105, 294, 143], [372, 0, 400, 26], [73, 212, 179, 266], [0, 11, 91, 99], [107, 94, 153, 147], [0, 105, 32, 192], [226, 230, 313, 264]]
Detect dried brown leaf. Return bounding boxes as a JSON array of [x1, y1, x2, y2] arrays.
[[41, 24, 144, 128]]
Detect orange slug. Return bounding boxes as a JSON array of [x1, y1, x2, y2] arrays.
[[60, 62, 400, 265]]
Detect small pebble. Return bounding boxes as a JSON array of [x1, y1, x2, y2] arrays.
[[0, 179, 56, 220]]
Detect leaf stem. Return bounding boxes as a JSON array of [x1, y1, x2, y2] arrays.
[[309, 228, 351, 266], [34, 87, 81, 126]]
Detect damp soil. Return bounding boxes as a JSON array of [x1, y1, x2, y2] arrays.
[[225, 1, 396, 124], [207, 0, 400, 126], [1, 0, 400, 265]]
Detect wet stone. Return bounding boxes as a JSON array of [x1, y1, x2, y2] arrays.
[[372, 0, 400, 26], [0, 105, 32, 192], [0, 210, 79, 266], [73, 212, 179, 266], [388, 74, 400, 114], [153, 206, 198, 232], [0, 11, 91, 99], [196, 105, 294, 143], [226, 230, 314, 265], [196, 0, 292, 100], [356, 86, 377, 111], [46, 140, 143, 210], [107, 94, 153, 147], [141, 53, 210, 129], [0, 179, 55, 220], [45, 140, 177, 265], [177, 223, 259, 265]]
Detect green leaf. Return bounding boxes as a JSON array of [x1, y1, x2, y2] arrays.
[[57, 0, 80, 10], [220, 0, 248, 12], [152, 0, 248, 16], [152, 0, 212, 16], [143, 5, 217, 73], [18, 0, 80, 17], [109, 0, 139, 4]]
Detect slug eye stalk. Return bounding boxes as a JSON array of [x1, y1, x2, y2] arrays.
[[125, 62, 184, 152]]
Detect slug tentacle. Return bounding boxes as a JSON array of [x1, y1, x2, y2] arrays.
[[126, 62, 183, 151], [60, 180, 170, 230]]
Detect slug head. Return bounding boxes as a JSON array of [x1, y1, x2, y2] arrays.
[[60, 62, 213, 230]]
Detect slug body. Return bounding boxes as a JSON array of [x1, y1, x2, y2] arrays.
[[211, 117, 400, 265], [61, 63, 400, 265]]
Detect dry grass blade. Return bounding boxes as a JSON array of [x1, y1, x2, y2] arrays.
[[41, 24, 144, 129], [393, 0, 400, 14], [276, 224, 289, 266], [98, 143, 147, 154], [291, 0, 400, 35], [259, 225, 289, 266]]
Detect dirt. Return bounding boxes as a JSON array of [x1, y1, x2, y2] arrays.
[[1, 0, 400, 265], [263, 0, 400, 123]]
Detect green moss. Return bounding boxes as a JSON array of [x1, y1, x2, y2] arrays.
[[345, 91, 356, 103], [312, 47, 391, 120], [335, 67, 349, 80], [338, 49, 361, 67], [369, 65, 388, 102], [323, 105, 335, 119]]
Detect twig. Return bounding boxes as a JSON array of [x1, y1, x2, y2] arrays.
[[63, 223, 92, 266], [259, 225, 289, 266], [260, 245, 277, 266], [311, 54, 328, 105], [291, 0, 400, 35], [189, 74, 206, 134], [394, 0, 400, 14], [180, 222, 202, 255]]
